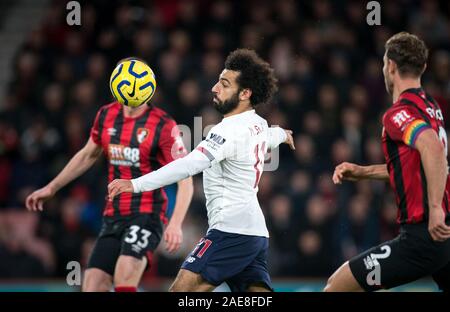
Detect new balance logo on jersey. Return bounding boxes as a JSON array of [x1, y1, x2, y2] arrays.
[[131, 244, 142, 253], [109, 144, 140, 167], [363, 255, 376, 270], [209, 133, 226, 145], [186, 256, 196, 263], [107, 127, 117, 136]]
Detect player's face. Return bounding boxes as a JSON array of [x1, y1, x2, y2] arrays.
[[211, 69, 241, 115], [383, 53, 394, 95]]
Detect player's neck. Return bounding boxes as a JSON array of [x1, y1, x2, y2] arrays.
[[223, 102, 253, 118], [392, 78, 421, 103], [123, 105, 148, 118]]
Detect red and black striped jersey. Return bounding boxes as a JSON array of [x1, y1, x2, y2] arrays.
[[382, 87, 450, 225], [90, 102, 187, 223]]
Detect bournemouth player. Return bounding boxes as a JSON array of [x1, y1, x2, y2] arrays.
[[326, 32, 450, 292], [108, 49, 295, 292], [25, 58, 193, 292]]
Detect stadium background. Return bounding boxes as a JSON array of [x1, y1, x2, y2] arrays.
[[0, 0, 449, 291]]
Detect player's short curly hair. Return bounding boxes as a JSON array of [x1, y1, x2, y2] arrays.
[[385, 32, 428, 77], [225, 49, 278, 107]]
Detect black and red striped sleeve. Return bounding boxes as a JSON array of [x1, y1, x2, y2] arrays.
[[90, 107, 105, 146], [383, 105, 431, 148]]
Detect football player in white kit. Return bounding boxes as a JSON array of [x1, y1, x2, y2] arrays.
[[108, 49, 295, 292]]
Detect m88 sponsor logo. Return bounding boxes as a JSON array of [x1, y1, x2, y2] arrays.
[[109, 144, 140, 167]]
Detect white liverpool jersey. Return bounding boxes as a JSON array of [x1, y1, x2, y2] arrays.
[[196, 110, 285, 237]]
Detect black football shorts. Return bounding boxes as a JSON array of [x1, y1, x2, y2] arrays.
[[87, 213, 163, 276], [349, 222, 450, 292]]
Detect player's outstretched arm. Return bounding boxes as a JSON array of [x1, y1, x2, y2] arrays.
[[332, 162, 389, 184], [283, 129, 295, 150], [415, 129, 450, 242], [164, 177, 194, 253], [268, 127, 295, 150], [108, 149, 210, 199], [25, 137, 103, 211]]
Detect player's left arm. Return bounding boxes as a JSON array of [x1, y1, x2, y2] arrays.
[[108, 149, 210, 197], [333, 163, 389, 184], [267, 127, 295, 150], [415, 129, 450, 241], [108, 123, 232, 199], [108, 122, 239, 200]]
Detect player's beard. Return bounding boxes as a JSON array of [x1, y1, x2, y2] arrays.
[[213, 92, 240, 115]]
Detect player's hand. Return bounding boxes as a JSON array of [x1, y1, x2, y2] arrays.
[[284, 129, 295, 150], [428, 208, 450, 242], [332, 162, 364, 184], [25, 185, 55, 212], [108, 179, 134, 199], [164, 222, 183, 253]]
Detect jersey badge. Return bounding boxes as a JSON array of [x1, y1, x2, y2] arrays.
[[137, 128, 149, 143]]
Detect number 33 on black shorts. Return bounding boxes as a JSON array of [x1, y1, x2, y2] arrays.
[[87, 214, 163, 275]]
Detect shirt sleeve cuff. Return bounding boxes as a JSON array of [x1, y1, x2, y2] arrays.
[[131, 178, 141, 193]]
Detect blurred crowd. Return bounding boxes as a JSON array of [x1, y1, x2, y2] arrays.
[[0, 0, 450, 281]]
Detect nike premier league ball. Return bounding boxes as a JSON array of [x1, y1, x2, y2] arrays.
[[109, 59, 157, 107]]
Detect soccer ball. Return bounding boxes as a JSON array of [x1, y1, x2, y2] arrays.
[[109, 59, 157, 107]]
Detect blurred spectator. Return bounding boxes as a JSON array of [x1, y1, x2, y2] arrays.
[[338, 194, 379, 261], [409, 0, 448, 47], [318, 84, 340, 134], [0, 211, 55, 277], [51, 196, 93, 277], [341, 107, 363, 162], [379, 192, 399, 242], [267, 194, 298, 275], [294, 194, 335, 276]]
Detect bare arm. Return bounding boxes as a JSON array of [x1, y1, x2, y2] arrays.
[[49, 138, 103, 192], [360, 164, 389, 180], [164, 177, 194, 253], [333, 162, 389, 184], [415, 129, 450, 241], [26, 138, 103, 211], [170, 178, 194, 227]]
